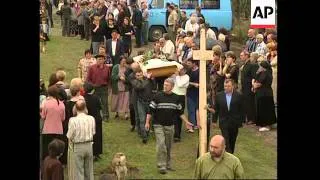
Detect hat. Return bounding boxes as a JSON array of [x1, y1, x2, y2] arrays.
[[95, 54, 106, 58]]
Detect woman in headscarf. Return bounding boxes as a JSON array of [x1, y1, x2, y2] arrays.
[[252, 61, 277, 131]]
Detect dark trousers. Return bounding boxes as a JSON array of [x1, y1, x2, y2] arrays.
[[94, 86, 109, 120], [174, 95, 185, 139], [220, 126, 239, 154], [62, 18, 70, 36], [129, 103, 136, 128], [78, 25, 85, 39], [47, 4, 53, 27], [84, 20, 90, 40], [134, 26, 142, 47], [137, 100, 148, 141], [243, 92, 256, 123], [155, 77, 166, 91]]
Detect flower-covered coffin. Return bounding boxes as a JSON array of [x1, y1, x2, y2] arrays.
[[133, 55, 183, 77]]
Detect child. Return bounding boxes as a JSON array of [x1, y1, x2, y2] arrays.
[[41, 139, 65, 180]]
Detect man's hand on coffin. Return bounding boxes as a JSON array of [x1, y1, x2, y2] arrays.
[[119, 76, 125, 81], [146, 72, 153, 79]]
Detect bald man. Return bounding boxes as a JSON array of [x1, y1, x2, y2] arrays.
[[67, 100, 95, 180], [245, 29, 257, 53], [194, 135, 244, 179]]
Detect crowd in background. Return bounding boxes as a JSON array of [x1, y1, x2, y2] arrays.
[[40, 0, 277, 179]]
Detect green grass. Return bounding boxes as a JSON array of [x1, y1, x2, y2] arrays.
[[41, 12, 277, 179]]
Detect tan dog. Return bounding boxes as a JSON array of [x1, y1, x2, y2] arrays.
[[111, 153, 128, 180]]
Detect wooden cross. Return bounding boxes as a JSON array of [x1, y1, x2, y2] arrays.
[[192, 28, 213, 157]]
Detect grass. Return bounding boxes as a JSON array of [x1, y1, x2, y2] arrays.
[[40, 11, 277, 179]]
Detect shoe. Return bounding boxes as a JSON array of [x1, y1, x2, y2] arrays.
[[259, 127, 270, 132], [125, 115, 129, 120], [194, 126, 199, 130], [167, 167, 175, 171], [174, 138, 181, 143], [142, 139, 147, 144], [159, 169, 167, 174], [187, 129, 194, 133], [130, 126, 135, 132], [93, 156, 99, 161], [246, 121, 255, 125], [115, 113, 119, 119]]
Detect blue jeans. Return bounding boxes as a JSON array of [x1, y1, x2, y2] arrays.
[[92, 42, 103, 56], [136, 100, 148, 141], [187, 96, 199, 128]]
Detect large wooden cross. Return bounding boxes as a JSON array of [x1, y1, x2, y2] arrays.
[[192, 28, 213, 156]]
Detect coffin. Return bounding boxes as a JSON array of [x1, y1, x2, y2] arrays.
[[133, 55, 183, 78]]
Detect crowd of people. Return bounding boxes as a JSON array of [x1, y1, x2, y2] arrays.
[[40, 0, 277, 179]]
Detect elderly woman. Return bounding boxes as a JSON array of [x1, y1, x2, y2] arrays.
[[252, 61, 277, 131], [255, 34, 268, 57], [111, 55, 130, 119]]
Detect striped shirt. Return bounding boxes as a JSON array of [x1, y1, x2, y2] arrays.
[[148, 92, 183, 126], [245, 38, 257, 53], [67, 113, 95, 144]]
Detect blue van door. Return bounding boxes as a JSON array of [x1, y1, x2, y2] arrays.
[[148, 0, 167, 41]]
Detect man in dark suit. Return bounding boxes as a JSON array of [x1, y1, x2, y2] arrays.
[[105, 29, 124, 65], [131, 4, 142, 48], [212, 79, 245, 154]]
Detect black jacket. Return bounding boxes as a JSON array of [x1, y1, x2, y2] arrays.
[[132, 9, 142, 28], [105, 39, 124, 65], [241, 61, 259, 95], [214, 91, 245, 128]]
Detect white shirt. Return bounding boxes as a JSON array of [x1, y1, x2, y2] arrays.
[[112, 40, 117, 56], [161, 40, 175, 60], [67, 113, 96, 144], [255, 41, 268, 56], [113, 8, 119, 21], [185, 19, 199, 35], [207, 28, 217, 40], [172, 74, 190, 95]]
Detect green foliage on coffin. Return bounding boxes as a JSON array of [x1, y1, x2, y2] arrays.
[[140, 51, 167, 66]]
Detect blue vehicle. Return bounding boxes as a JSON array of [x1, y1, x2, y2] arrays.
[[147, 0, 232, 41]]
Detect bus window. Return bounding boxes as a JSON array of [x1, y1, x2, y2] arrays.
[[201, 0, 220, 9], [180, 0, 199, 9], [151, 0, 164, 8]]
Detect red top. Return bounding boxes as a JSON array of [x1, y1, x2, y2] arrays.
[[86, 64, 110, 87]]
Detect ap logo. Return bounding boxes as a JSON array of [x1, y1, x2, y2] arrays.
[[251, 0, 276, 28]]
